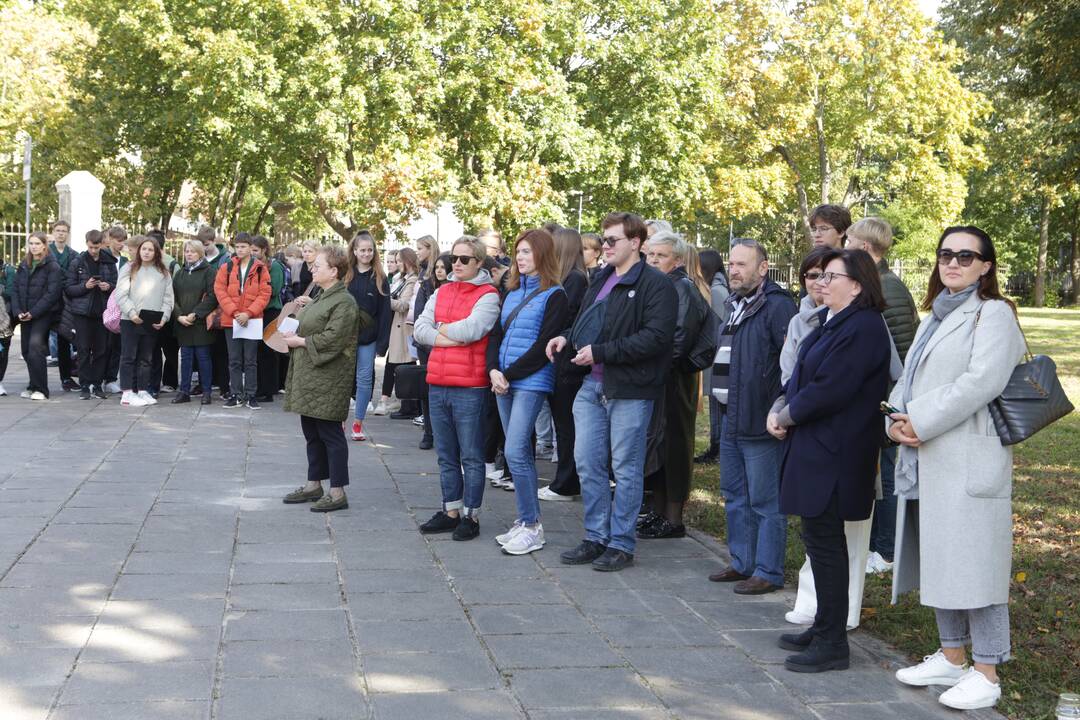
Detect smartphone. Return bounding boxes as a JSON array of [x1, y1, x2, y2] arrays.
[[880, 401, 901, 415]]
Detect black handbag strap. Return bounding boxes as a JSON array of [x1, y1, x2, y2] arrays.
[[502, 286, 548, 333]]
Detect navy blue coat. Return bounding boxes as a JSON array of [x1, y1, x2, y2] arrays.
[[12, 253, 63, 320], [346, 269, 391, 356], [779, 304, 891, 521]]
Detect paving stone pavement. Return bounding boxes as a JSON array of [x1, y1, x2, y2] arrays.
[[0, 359, 1005, 720]]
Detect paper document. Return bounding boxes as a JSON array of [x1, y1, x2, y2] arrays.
[[232, 317, 263, 340], [277, 316, 299, 335]]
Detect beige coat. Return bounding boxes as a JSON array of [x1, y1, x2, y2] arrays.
[[888, 293, 1025, 609], [387, 273, 418, 364]]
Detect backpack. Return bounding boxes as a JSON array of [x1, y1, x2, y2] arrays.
[[277, 260, 295, 305], [681, 286, 720, 372]]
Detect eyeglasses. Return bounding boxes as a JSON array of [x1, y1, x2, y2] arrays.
[[803, 270, 823, 281], [450, 255, 476, 265], [937, 249, 984, 267], [810, 225, 835, 235], [601, 235, 626, 247], [816, 271, 851, 285]]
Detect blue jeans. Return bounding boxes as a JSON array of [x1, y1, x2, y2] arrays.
[[179, 345, 213, 394], [428, 385, 487, 515], [719, 416, 786, 585], [354, 342, 377, 421], [870, 445, 897, 561], [573, 377, 653, 554], [535, 399, 554, 446], [497, 389, 547, 524]]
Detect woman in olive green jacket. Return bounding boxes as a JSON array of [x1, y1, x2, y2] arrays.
[[281, 246, 370, 512], [172, 240, 219, 404]]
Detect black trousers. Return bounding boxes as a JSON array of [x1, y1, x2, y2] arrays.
[[211, 331, 230, 394], [119, 320, 158, 392], [105, 330, 121, 384], [484, 388, 504, 464], [301, 415, 350, 488], [73, 315, 110, 389], [257, 307, 281, 398], [0, 336, 11, 382], [801, 491, 849, 647], [547, 376, 583, 495], [21, 315, 52, 395], [151, 320, 179, 391]]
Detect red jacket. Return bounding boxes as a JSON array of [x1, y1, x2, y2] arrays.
[[214, 258, 272, 327], [426, 281, 498, 387]]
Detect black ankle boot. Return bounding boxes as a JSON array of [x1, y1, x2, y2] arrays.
[[784, 638, 849, 673]]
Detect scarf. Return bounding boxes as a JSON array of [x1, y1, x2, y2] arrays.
[[894, 283, 978, 499], [723, 279, 767, 330]]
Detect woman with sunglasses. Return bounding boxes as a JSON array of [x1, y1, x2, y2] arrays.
[[885, 227, 1025, 711]]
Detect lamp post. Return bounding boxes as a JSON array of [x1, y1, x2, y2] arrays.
[[23, 136, 32, 230], [568, 190, 584, 232]]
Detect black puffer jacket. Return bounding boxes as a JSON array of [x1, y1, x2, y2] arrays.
[[577, 257, 678, 401], [347, 269, 391, 355], [12, 253, 63, 319], [668, 266, 708, 367], [65, 250, 119, 317], [877, 259, 920, 362], [553, 268, 588, 386]]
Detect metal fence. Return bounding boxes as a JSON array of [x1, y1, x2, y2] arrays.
[[1, 222, 50, 264]]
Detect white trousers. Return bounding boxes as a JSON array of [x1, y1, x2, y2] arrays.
[[791, 504, 873, 631]]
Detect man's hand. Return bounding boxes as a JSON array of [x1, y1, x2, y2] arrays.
[[546, 336, 566, 361], [18, 312, 30, 322], [85, 278, 98, 289], [571, 344, 594, 366], [234, 312, 250, 326]]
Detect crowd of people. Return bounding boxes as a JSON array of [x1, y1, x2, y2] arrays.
[[0, 205, 1028, 711]]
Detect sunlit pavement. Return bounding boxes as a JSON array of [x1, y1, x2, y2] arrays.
[[0, 358, 1001, 720]]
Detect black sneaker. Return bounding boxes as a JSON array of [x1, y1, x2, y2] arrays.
[[452, 516, 480, 541], [90, 386, 108, 400], [171, 393, 191, 404], [62, 378, 79, 392], [201, 392, 212, 405], [635, 511, 662, 532], [247, 397, 261, 410], [419, 511, 460, 534], [223, 396, 242, 409], [693, 448, 719, 464], [254, 394, 274, 403], [79, 387, 91, 400], [636, 517, 686, 539], [190, 386, 203, 397], [592, 548, 634, 572], [560, 540, 607, 565], [419, 436, 433, 450], [390, 409, 417, 420], [783, 639, 850, 673]]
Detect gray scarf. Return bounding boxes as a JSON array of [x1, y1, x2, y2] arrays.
[[894, 283, 978, 499]]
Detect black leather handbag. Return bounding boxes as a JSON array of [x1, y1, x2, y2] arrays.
[[394, 364, 428, 400], [980, 307, 1074, 445]]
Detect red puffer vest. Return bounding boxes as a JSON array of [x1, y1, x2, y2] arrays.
[[426, 281, 498, 388]]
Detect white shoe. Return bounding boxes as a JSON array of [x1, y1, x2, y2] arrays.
[[486, 463, 505, 482], [537, 486, 577, 502], [866, 551, 894, 574], [896, 650, 968, 687], [105, 381, 122, 393], [138, 391, 157, 405], [502, 524, 545, 555], [938, 668, 1001, 710], [495, 521, 524, 546], [491, 477, 511, 490], [501, 480, 515, 492], [0, 383, 6, 396], [29, 391, 47, 401], [161, 385, 176, 393], [20, 390, 32, 399], [551, 448, 558, 463], [366, 401, 376, 413], [785, 610, 814, 626], [121, 390, 147, 407], [371, 401, 388, 416], [412, 415, 425, 427]]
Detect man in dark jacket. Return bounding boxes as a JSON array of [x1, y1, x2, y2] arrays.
[[49, 220, 78, 390], [547, 211, 678, 572], [846, 217, 920, 573], [707, 238, 796, 594], [65, 230, 117, 399], [100, 225, 128, 393]]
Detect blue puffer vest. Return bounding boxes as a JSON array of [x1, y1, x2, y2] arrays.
[[498, 275, 560, 393]]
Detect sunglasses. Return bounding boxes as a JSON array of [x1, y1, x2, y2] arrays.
[[803, 270, 823, 281], [601, 235, 626, 247], [937, 249, 984, 267], [450, 255, 476, 265]]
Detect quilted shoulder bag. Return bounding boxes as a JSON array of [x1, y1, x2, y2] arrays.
[[103, 290, 122, 333], [979, 306, 1074, 446]]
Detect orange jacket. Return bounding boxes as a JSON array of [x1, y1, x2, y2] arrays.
[[213, 257, 272, 327]]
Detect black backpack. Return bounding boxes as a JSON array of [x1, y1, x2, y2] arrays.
[[682, 288, 720, 372]]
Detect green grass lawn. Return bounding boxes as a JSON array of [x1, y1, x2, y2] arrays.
[[686, 307, 1080, 720]]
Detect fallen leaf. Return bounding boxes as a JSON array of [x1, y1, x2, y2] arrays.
[[1015, 571, 1027, 583]]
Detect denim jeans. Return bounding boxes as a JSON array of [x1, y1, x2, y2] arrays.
[[936, 604, 1011, 664], [572, 376, 653, 554], [225, 330, 259, 399], [870, 445, 897, 561], [497, 389, 547, 524], [354, 341, 377, 421], [718, 415, 787, 585], [535, 398, 554, 446], [428, 385, 487, 515], [179, 345, 213, 394]]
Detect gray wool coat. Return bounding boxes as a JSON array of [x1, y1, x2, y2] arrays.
[[888, 293, 1025, 609]]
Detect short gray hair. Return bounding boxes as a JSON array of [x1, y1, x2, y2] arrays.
[[730, 237, 767, 264], [646, 230, 689, 260], [645, 219, 674, 237]]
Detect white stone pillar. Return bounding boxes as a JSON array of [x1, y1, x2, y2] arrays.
[[55, 171, 104, 251]]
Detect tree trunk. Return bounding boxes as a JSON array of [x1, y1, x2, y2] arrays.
[[775, 145, 812, 245], [815, 91, 831, 204], [252, 196, 274, 235], [1070, 200, 1080, 305], [1034, 194, 1050, 307]]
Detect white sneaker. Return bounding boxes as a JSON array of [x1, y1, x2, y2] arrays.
[[896, 650, 968, 687], [105, 381, 122, 394], [138, 391, 157, 405], [0, 382, 7, 396], [121, 391, 147, 407], [491, 476, 510, 490], [938, 668, 1001, 710], [785, 610, 814, 626], [537, 486, 577, 502], [412, 415, 424, 427], [486, 463, 505, 482], [161, 385, 176, 393], [20, 390, 32, 399], [495, 521, 524, 546], [367, 401, 376, 413], [551, 448, 558, 463], [866, 551, 895, 574], [502, 524, 545, 555], [29, 391, 47, 401], [501, 480, 515, 492], [371, 400, 388, 416]]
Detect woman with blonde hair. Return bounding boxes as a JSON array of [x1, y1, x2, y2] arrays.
[[373, 247, 419, 417], [171, 240, 218, 405], [346, 231, 392, 440], [298, 239, 320, 298], [115, 236, 174, 407], [415, 235, 439, 282], [581, 233, 603, 280]]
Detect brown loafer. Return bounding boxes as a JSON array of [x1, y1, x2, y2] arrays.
[[282, 486, 324, 504], [708, 567, 750, 583], [733, 576, 782, 595]]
